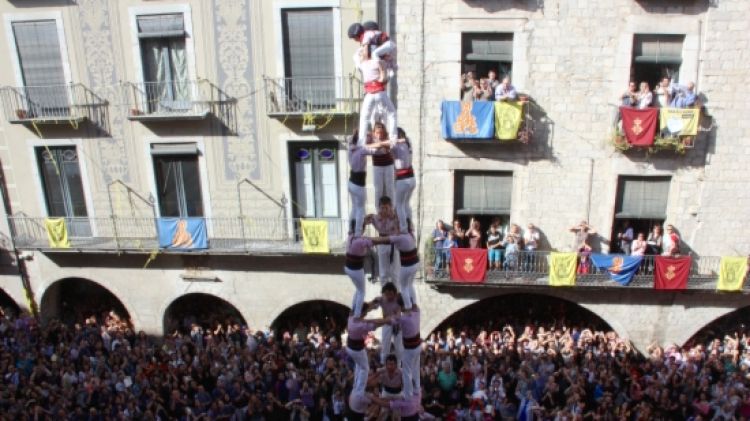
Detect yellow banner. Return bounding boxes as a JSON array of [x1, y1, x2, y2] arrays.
[[494, 101, 524, 140], [549, 252, 577, 286], [44, 218, 70, 248], [301, 219, 329, 254], [659, 108, 699, 136], [717, 256, 748, 292]]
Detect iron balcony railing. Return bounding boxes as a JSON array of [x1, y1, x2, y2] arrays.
[[8, 216, 356, 254], [124, 79, 231, 120], [428, 249, 730, 290], [0, 84, 107, 124], [264, 75, 362, 116]]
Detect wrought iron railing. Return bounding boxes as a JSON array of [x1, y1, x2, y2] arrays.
[[263, 75, 362, 115], [124, 79, 232, 119], [8, 216, 356, 254], [0, 84, 107, 124], [428, 249, 729, 290]]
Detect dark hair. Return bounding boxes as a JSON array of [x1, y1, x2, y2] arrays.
[[385, 354, 397, 364], [381, 282, 397, 294], [363, 21, 379, 31], [350, 129, 359, 146], [360, 302, 371, 315], [378, 196, 392, 206], [397, 127, 411, 151], [347, 23, 364, 40]]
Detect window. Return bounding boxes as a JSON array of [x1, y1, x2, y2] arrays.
[[631, 34, 684, 89], [611, 176, 671, 253], [461, 33, 513, 79], [36, 146, 91, 237], [282, 8, 335, 109], [288, 143, 339, 218], [137, 14, 189, 112], [454, 171, 512, 233], [152, 144, 203, 218], [12, 20, 68, 117]]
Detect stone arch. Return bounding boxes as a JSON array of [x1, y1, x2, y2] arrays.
[[39, 277, 133, 325], [270, 300, 350, 337], [0, 287, 20, 316], [680, 304, 750, 348], [162, 293, 247, 334], [430, 293, 617, 336]]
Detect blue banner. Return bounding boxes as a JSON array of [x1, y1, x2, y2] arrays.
[[590, 254, 643, 286], [157, 218, 208, 250], [441, 100, 495, 139]]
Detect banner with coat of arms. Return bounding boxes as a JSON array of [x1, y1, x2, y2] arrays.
[[653, 256, 691, 290], [549, 252, 577, 286], [590, 254, 643, 286], [301, 219, 329, 254], [450, 248, 487, 283], [441, 101, 495, 139], [494, 101, 524, 140], [620, 107, 658, 146]]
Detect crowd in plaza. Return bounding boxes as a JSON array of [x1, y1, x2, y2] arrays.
[[2, 297, 750, 420]]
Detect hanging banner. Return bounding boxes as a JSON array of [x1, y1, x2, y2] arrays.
[[549, 252, 577, 286], [494, 101, 524, 140], [590, 254, 643, 286], [717, 256, 749, 292], [450, 248, 487, 283], [653, 256, 692, 290], [441, 100, 495, 139], [157, 218, 208, 250], [44, 218, 70, 248], [620, 107, 658, 146], [659, 108, 699, 136], [301, 219, 329, 254]]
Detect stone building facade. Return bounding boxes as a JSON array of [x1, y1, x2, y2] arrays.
[[0, 0, 747, 351]]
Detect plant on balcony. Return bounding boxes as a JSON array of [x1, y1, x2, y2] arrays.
[[610, 130, 693, 155]]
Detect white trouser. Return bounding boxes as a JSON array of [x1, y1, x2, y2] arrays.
[[401, 346, 421, 397], [346, 347, 369, 395], [373, 165, 395, 204], [395, 177, 416, 233], [358, 92, 397, 147], [348, 181, 366, 236], [345, 267, 366, 317], [380, 324, 404, 364], [399, 264, 419, 309], [377, 244, 399, 284]]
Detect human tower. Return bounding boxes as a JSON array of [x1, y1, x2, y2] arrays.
[[342, 21, 423, 420]]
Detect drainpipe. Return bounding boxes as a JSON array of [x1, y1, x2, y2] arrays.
[[585, 158, 594, 222]]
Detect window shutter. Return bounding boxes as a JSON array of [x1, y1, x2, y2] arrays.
[[137, 14, 185, 38], [616, 177, 671, 219], [464, 33, 513, 62], [150, 143, 198, 156], [12, 20, 66, 87], [457, 173, 512, 215], [632, 34, 684, 64], [282, 9, 334, 108]]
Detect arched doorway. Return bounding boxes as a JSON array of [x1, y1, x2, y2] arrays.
[[271, 300, 349, 340], [0, 288, 20, 317], [40, 278, 130, 325], [683, 305, 750, 348], [163, 293, 246, 334], [433, 293, 616, 338]]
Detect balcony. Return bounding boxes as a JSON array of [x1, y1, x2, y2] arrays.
[[427, 251, 732, 291], [611, 105, 713, 155], [263, 75, 362, 118], [441, 99, 537, 144], [124, 79, 234, 121], [8, 216, 352, 255], [0, 84, 107, 126]]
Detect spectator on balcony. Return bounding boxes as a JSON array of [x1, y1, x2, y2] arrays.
[[621, 81, 638, 107], [355, 47, 397, 147], [486, 224, 504, 271], [523, 223, 540, 271], [466, 219, 482, 249], [503, 236, 519, 271], [475, 78, 493, 101], [508, 223, 524, 249], [655, 77, 673, 108], [432, 220, 449, 274], [494, 76, 518, 102], [487, 69, 500, 91], [647, 225, 664, 255], [460, 72, 477, 101], [631, 233, 648, 256], [636, 81, 653, 109], [663, 225, 681, 256], [444, 231, 459, 273], [617, 220, 634, 255], [452, 220, 466, 247], [671, 82, 697, 109], [570, 220, 596, 251]]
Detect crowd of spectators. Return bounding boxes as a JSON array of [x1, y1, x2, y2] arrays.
[[620, 77, 698, 110], [460, 71, 519, 103], [3, 296, 750, 420]]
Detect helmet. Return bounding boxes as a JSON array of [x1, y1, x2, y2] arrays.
[[362, 21, 380, 31], [347, 23, 364, 40]]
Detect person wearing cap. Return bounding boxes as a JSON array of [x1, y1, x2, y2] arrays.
[[348, 21, 397, 79], [392, 128, 415, 234], [353, 44, 397, 148]]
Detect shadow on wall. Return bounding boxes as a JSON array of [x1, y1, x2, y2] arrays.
[[461, 0, 543, 13], [633, 0, 710, 15]]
